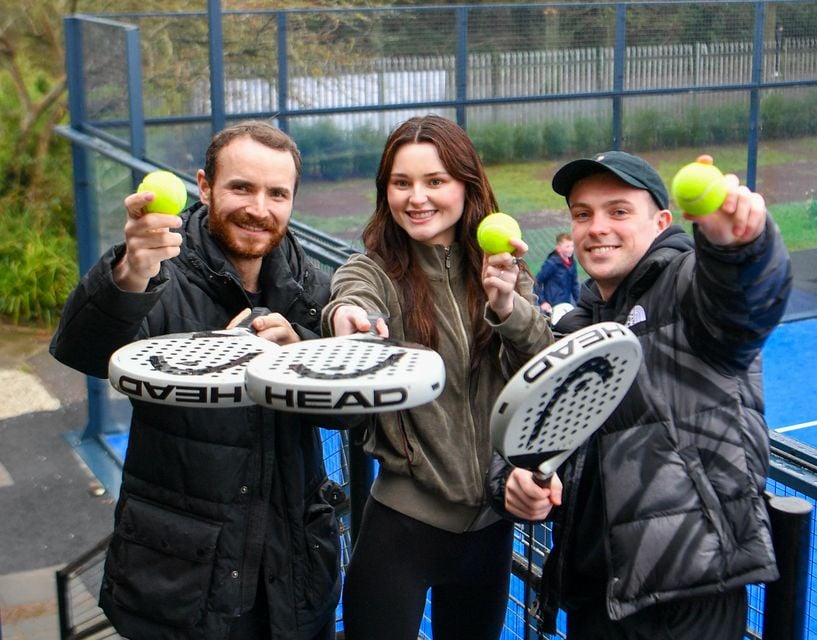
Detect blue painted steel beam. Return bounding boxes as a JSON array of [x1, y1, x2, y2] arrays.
[[208, 0, 226, 135]]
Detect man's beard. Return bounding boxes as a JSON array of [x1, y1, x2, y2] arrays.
[[208, 200, 287, 260]]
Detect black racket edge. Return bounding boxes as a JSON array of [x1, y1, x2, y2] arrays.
[[231, 306, 272, 333]]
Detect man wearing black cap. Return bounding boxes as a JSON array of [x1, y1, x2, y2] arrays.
[[489, 151, 792, 638]]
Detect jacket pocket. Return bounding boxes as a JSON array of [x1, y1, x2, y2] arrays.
[[679, 446, 737, 554], [303, 479, 341, 609], [106, 496, 221, 628], [397, 411, 417, 469]]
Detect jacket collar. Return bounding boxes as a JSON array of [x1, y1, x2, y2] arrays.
[[409, 241, 464, 280]]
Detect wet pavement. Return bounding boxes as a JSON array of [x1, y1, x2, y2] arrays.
[[0, 325, 115, 639]]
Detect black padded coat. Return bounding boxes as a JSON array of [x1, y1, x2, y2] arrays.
[[50, 203, 346, 640], [489, 221, 791, 627]]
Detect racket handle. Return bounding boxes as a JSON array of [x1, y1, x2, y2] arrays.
[[366, 312, 389, 336], [237, 307, 272, 331], [532, 470, 554, 489]]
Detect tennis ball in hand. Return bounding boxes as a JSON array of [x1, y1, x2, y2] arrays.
[[670, 157, 728, 217], [137, 170, 188, 215], [477, 212, 522, 254]]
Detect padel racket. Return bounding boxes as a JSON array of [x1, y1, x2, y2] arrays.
[[108, 308, 277, 407], [491, 321, 642, 486], [245, 333, 446, 414]]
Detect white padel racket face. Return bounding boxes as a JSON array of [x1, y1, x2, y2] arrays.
[[109, 328, 277, 408], [245, 334, 446, 414], [491, 321, 642, 477]]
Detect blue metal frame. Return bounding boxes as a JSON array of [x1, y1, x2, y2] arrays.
[[207, 0, 226, 136], [68, 3, 817, 191], [277, 11, 289, 133]]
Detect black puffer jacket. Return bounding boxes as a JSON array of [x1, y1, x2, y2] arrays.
[[490, 221, 791, 627], [50, 203, 345, 640]]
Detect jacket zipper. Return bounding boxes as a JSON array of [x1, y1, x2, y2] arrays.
[[443, 246, 482, 492]]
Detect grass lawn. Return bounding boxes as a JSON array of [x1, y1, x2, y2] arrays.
[[293, 140, 816, 269]]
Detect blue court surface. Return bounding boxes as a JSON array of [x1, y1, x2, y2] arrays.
[[763, 316, 817, 443], [761, 315, 817, 640]]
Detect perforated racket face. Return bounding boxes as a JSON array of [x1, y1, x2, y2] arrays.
[[109, 329, 276, 407], [491, 322, 642, 476], [245, 334, 446, 413]]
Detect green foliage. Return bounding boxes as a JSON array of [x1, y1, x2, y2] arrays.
[[771, 201, 817, 252], [512, 123, 544, 161], [0, 203, 78, 327], [808, 199, 817, 225], [470, 122, 516, 165], [292, 121, 385, 181], [541, 122, 570, 158], [0, 76, 18, 173], [661, 106, 709, 149], [762, 90, 817, 138], [571, 117, 611, 156], [626, 108, 666, 150], [349, 126, 385, 177]]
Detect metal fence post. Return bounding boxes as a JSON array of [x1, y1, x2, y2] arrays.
[[763, 492, 813, 640], [207, 0, 226, 135]]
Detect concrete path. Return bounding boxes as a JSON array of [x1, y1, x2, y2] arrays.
[[0, 325, 115, 639]]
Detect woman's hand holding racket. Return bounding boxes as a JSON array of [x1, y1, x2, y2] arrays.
[[330, 304, 390, 337], [504, 468, 563, 521]]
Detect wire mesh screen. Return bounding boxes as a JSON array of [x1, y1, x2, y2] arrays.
[[79, 20, 132, 146], [75, 2, 817, 213]]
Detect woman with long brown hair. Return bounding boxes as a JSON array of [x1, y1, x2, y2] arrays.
[[321, 114, 556, 639]]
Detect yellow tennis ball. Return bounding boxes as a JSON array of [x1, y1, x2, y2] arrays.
[[477, 212, 522, 254], [670, 159, 727, 217], [137, 170, 188, 215]]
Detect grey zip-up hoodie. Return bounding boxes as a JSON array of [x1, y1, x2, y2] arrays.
[[322, 241, 552, 532]]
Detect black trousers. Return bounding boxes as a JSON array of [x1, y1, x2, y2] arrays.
[[228, 571, 336, 640], [565, 587, 748, 640], [341, 497, 514, 640]]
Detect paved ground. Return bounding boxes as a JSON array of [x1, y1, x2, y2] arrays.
[[0, 326, 115, 639]]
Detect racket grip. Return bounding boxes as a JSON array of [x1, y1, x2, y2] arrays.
[[366, 312, 389, 336], [532, 471, 554, 489], [237, 307, 272, 331]]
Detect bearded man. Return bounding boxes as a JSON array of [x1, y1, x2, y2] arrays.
[[51, 121, 345, 640]]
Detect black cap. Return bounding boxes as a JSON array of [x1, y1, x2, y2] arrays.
[[552, 151, 669, 210]]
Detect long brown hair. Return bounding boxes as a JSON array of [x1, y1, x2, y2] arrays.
[[362, 114, 498, 369]]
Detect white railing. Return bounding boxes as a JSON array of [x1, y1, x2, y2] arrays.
[[191, 37, 817, 131]]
